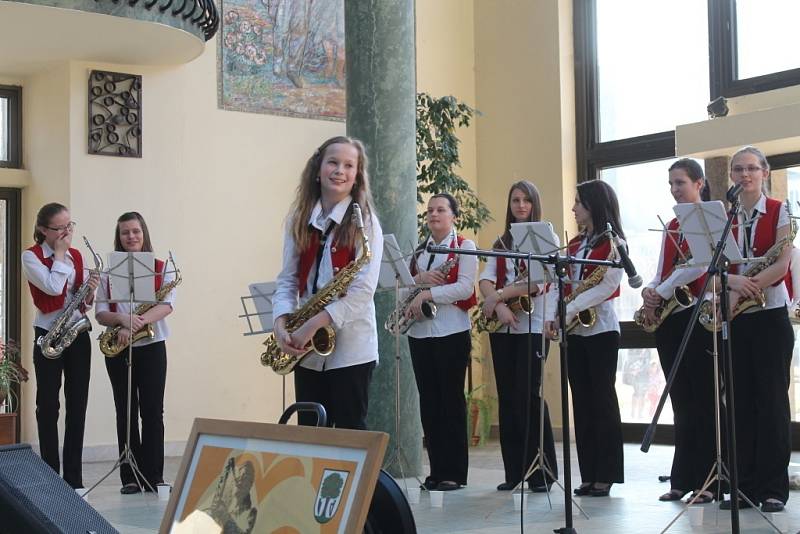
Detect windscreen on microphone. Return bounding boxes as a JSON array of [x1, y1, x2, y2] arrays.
[[726, 183, 743, 203]]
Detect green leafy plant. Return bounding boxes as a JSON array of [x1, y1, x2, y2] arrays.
[[0, 341, 28, 414], [416, 93, 492, 238]]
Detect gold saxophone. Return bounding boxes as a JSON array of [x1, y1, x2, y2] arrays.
[[633, 252, 696, 333], [98, 268, 182, 357], [564, 242, 614, 334], [698, 201, 797, 332], [475, 272, 534, 333], [384, 258, 456, 335], [261, 203, 371, 375]]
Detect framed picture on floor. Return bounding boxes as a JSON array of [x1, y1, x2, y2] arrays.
[[160, 418, 388, 534]]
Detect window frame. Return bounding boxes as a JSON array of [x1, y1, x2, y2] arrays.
[[709, 0, 800, 99], [0, 85, 22, 169]]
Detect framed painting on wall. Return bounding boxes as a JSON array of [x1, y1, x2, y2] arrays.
[[160, 418, 387, 533], [217, 0, 346, 121]]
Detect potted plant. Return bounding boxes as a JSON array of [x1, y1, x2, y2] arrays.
[[0, 340, 28, 445]]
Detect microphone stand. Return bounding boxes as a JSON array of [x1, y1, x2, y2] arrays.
[[428, 243, 622, 534], [641, 195, 747, 533]]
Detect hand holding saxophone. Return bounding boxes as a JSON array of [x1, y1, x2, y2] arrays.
[[272, 316, 307, 357], [405, 289, 433, 320], [727, 273, 761, 300], [416, 269, 447, 286]]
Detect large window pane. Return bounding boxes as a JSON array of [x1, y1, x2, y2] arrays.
[[617, 348, 672, 424], [600, 159, 697, 323], [736, 0, 800, 80], [596, 0, 709, 142], [0, 97, 7, 162]]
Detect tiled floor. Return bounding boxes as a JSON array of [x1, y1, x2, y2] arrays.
[[82, 441, 800, 533]]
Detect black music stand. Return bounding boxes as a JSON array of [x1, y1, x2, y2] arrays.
[[239, 281, 287, 411], [378, 234, 423, 491], [85, 251, 175, 498], [428, 241, 622, 534]]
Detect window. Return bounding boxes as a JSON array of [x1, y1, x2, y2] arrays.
[[575, 0, 800, 442], [0, 86, 21, 169], [595, 0, 708, 142]]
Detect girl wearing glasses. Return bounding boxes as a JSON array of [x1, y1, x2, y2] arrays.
[[721, 146, 793, 514], [272, 136, 383, 431], [405, 193, 477, 492], [21, 203, 99, 489], [95, 212, 177, 494], [545, 180, 625, 497], [640, 159, 716, 504], [478, 181, 558, 492]]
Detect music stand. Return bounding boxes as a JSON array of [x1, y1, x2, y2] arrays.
[[85, 251, 169, 498], [238, 282, 286, 411], [509, 224, 590, 520], [378, 234, 422, 491]]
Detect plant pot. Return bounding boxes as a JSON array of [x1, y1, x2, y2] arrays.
[[0, 412, 18, 445]]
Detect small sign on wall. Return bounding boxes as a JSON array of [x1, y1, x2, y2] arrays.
[[88, 70, 142, 158]]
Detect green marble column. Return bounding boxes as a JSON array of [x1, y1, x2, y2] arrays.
[[345, 0, 422, 477]]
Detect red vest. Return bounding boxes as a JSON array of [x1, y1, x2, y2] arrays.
[[410, 235, 477, 311], [27, 244, 85, 313], [661, 218, 706, 298], [297, 228, 354, 297], [107, 258, 165, 312], [732, 197, 789, 287], [565, 234, 620, 300]]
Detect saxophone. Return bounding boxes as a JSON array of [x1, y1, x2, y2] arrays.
[[633, 252, 696, 333], [564, 240, 614, 334], [261, 203, 371, 375], [475, 272, 534, 334], [698, 202, 797, 332], [98, 266, 182, 357], [37, 237, 103, 360], [384, 258, 456, 335]]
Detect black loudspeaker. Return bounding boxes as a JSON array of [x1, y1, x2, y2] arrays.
[[0, 443, 118, 534], [364, 470, 417, 534]]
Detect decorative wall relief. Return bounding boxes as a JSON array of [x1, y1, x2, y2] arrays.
[[217, 0, 345, 121], [88, 71, 142, 157]]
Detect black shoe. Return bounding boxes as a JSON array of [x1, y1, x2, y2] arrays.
[[420, 477, 438, 491], [497, 481, 519, 491], [719, 498, 753, 510], [436, 480, 461, 491], [659, 489, 688, 502], [529, 481, 553, 493], [120, 483, 141, 495], [589, 483, 613, 497], [573, 483, 592, 496], [761, 500, 785, 513]]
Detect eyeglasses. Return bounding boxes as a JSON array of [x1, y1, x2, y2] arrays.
[[46, 221, 76, 232], [731, 165, 763, 174]]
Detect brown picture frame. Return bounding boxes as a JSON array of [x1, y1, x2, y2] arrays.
[[160, 418, 388, 533]]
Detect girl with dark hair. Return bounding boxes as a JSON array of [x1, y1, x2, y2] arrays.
[[21, 202, 99, 489], [405, 192, 477, 492], [719, 146, 793, 513], [545, 180, 624, 496], [478, 181, 558, 492], [272, 136, 383, 431], [95, 211, 177, 494], [640, 159, 717, 503]]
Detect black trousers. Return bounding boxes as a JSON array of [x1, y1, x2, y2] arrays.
[[490, 332, 557, 486], [730, 307, 794, 504], [105, 341, 167, 487], [294, 360, 375, 430], [655, 308, 717, 493], [567, 331, 624, 484], [408, 331, 470, 485], [32, 327, 91, 489]]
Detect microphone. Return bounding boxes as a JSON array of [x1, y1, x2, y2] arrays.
[[606, 223, 642, 288], [726, 183, 743, 203]]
